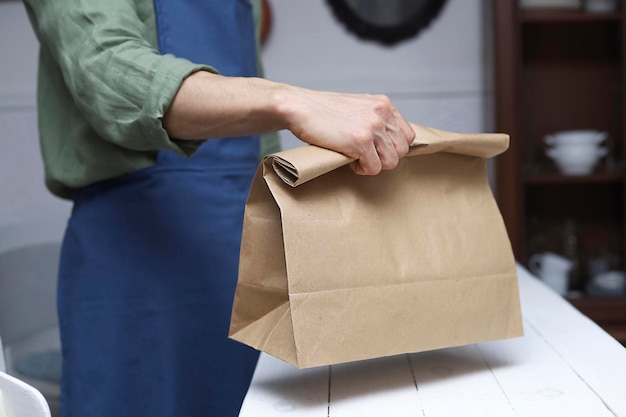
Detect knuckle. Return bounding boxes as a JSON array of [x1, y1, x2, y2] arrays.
[[373, 94, 391, 104], [361, 114, 385, 132], [360, 156, 382, 176], [366, 165, 382, 175], [372, 94, 392, 111], [383, 158, 399, 171], [371, 118, 386, 132], [397, 140, 410, 156], [380, 147, 400, 168], [352, 129, 372, 146]]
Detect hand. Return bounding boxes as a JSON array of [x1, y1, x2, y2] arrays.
[[283, 87, 415, 175], [162, 72, 414, 174]]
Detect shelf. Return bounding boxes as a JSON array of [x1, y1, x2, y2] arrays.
[[568, 296, 626, 321], [569, 295, 626, 306], [568, 296, 626, 344], [524, 172, 624, 185], [494, 0, 626, 347], [520, 9, 622, 23]]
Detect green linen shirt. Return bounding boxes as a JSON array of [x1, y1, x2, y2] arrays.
[[23, 0, 280, 199]]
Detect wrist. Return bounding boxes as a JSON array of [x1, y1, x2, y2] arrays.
[[267, 82, 307, 138]]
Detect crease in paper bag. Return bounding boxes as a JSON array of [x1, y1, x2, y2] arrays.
[[271, 123, 509, 187]]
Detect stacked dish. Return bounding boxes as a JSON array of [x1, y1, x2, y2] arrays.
[[519, 0, 581, 8], [545, 130, 608, 175]]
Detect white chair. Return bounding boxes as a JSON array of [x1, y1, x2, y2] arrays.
[[0, 335, 5, 373], [0, 219, 67, 417], [0, 370, 51, 417]]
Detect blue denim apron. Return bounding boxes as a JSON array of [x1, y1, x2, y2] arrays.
[[57, 1, 260, 416]]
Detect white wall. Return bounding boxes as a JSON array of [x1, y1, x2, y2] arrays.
[[0, 0, 491, 233], [262, 0, 491, 149], [0, 1, 71, 233]]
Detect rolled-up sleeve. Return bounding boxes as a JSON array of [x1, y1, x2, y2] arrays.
[[24, 0, 214, 154]]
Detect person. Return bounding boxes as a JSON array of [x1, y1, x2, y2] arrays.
[[22, 0, 415, 416]]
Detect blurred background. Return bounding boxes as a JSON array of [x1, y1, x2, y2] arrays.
[[0, 0, 490, 229], [1, 0, 625, 414]]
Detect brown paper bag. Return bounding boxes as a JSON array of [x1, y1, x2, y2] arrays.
[[229, 123, 523, 369]]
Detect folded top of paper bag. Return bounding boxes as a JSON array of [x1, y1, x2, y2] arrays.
[[271, 123, 509, 187]]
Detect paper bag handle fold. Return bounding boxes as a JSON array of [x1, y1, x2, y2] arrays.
[[270, 123, 510, 187]]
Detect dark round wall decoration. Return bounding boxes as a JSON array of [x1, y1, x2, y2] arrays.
[[326, 0, 449, 46]]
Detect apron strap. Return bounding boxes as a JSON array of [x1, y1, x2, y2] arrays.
[[153, 0, 260, 165]]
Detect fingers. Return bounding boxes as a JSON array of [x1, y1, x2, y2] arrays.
[[351, 144, 381, 175], [351, 95, 415, 176], [282, 87, 414, 175], [390, 103, 416, 147], [351, 130, 401, 175]]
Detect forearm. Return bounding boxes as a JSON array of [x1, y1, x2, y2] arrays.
[[163, 70, 416, 175], [162, 71, 290, 140]]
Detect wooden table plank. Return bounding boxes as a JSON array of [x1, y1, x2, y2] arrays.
[[409, 344, 517, 417], [239, 355, 328, 416], [477, 322, 615, 417], [516, 266, 626, 416], [239, 266, 626, 416], [329, 354, 420, 417]]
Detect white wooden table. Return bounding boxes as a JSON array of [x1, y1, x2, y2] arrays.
[[240, 265, 626, 417]]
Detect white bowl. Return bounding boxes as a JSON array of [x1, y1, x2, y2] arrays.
[[547, 147, 607, 175], [587, 271, 625, 297], [547, 146, 606, 161], [554, 161, 595, 175], [545, 130, 608, 147], [593, 271, 625, 291]]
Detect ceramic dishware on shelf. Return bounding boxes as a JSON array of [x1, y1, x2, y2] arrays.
[[519, 0, 582, 9], [584, 0, 618, 12], [544, 130, 607, 147], [587, 270, 626, 297], [529, 252, 573, 295], [544, 130, 608, 175], [546, 145, 607, 175]]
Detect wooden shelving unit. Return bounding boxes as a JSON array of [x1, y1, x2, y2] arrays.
[[492, 1, 626, 344]]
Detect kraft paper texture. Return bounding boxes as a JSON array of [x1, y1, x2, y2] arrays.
[[229, 123, 523, 368]]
